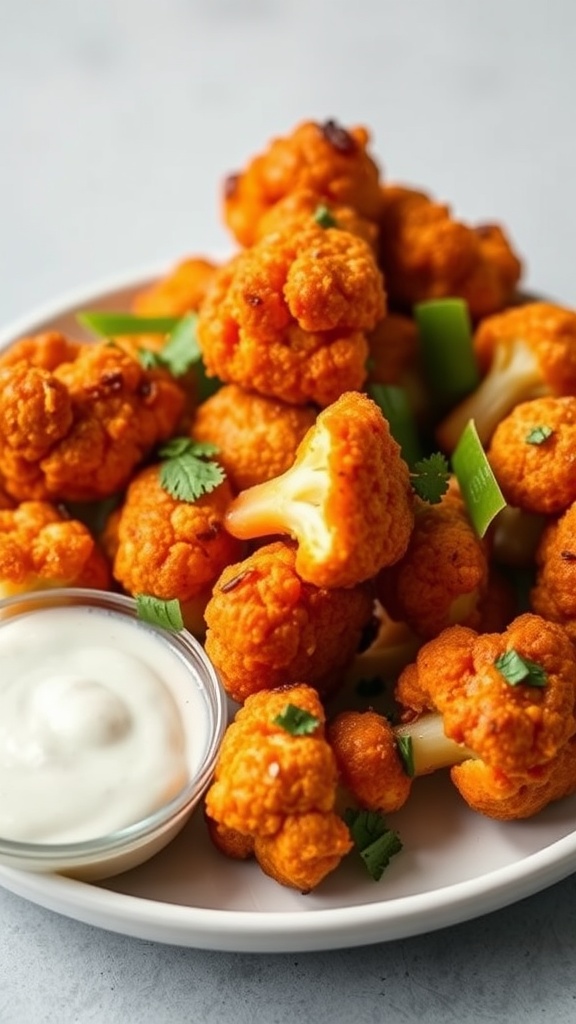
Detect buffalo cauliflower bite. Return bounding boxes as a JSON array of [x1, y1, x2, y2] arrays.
[[254, 187, 378, 249], [531, 502, 576, 646], [191, 384, 318, 492], [0, 500, 111, 597], [131, 256, 219, 317], [224, 392, 414, 589], [203, 540, 374, 703], [205, 683, 353, 890], [487, 396, 576, 515], [376, 490, 489, 639], [328, 709, 414, 813], [0, 342, 185, 502], [0, 331, 82, 371], [378, 185, 522, 319], [393, 613, 576, 819], [196, 225, 385, 407], [223, 119, 383, 247], [436, 301, 576, 452], [107, 463, 242, 635]]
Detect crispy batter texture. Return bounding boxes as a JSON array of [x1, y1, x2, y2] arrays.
[[366, 313, 419, 386], [255, 188, 378, 249], [224, 392, 414, 589], [328, 710, 412, 813], [0, 500, 111, 597], [196, 226, 385, 407], [377, 492, 489, 639], [0, 342, 185, 502], [531, 502, 576, 646], [223, 119, 383, 247], [437, 301, 576, 451], [108, 463, 242, 612], [132, 257, 219, 317], [487, 396, 576, 514], [203, 540, 374, 703], [253, 811, 353, 893], [0, 331, 82, 370], [378, 185, 522, 318], [191, 384, 317, 492]]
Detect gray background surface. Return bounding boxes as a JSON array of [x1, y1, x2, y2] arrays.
[[1, 1, 576, 1021]]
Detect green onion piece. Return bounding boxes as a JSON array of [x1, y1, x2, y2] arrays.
[[273, 704, 320, 736], [396, 734, 415, 778], [494, 649, 547, 688], [343, 808, 403, 881], [136, 595, 184, 632], [451, 419, 506, 537], [314, 204, 338, 229], [368, 383, 423, 467], [77, 311, 181, 337], [525, 425, 554, 445], [414, 298, 479, 410]]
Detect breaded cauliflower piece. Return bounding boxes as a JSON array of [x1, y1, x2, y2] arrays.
[[328, 709, 413, 813], [0, 342, 185, 502], [196, 226, 385, 407], [487, 396, 576, 515], [395, 613, 576, 818], [224, 392, 414, 589], [437, 301, 576, 452], [531, 502, 576, 646], [376, 490, 489, 639], [132, 257, 219, 317], [191, 384, 317, 492], [203, 540, 374, 703], [107, 463, 242, 635], [0, 331, 82, 370], [205, 683, 352, 890], [254, 187, 378, 249], [223, 119, 383, 247], [0, 500, 111, 597], [378, 185, 522, 319]]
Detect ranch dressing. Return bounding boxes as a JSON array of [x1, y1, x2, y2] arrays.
[[0, 605, 195, 844]]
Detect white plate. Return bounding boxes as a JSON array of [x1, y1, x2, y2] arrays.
[[0, 269, 575, 953]]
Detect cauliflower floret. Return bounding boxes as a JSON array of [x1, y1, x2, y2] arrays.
[[437, 301, 576, 452], [196, 226, 385, 407], [0, 500, 111, 597], [253, 811, 352, 893], [531, 502, 576, 646], [0, 331, 82, 370], [223, 119, 383, 247], [191, 384, 317, 492], [224, 392, 414, 589], [328, 709, 413, 813], [203, 540, 374, 703], [254, 187, 378, 249], [487, 396, 576, 515], [132, 256, 219, 317], [0, 341, 185, 502], [107, 463, 242, 635], [378, 185, 522, 319]]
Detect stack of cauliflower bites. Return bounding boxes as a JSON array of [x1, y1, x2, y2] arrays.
[[2, 118, 576, 892]]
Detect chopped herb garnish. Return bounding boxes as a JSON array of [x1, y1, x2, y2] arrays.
[[525, 425, 554, 445], [494, 649, 548, 688], [158, 438, 225, 502], [396, 734, 415, 777], [136, 594, 184, 631], [137, 313, 201, 377], [314, 204, 338, 229], [414, 298, 479, 410], [451, 419, 506, 536], [78, 311, 181, 337], [368, 383, 423, 468], [273, 704, 320, 736], [355, 676, 385, 698], [343, 808, 403, 881], [410, 452, 450, 504]]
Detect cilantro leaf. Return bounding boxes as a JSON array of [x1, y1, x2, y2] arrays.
[[273, 704, 320, 736], [410, 452, 450, 504], [158, 438, 225, 502], [314, 204, 338, 228], [136, 594, 184, 631], [343, 808, 403, 881], [525, 425, 554, 445], [494, 649, 548, 688], [396, 734, 415, 777]]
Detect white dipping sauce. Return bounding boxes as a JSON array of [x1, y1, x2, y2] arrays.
[[0, 606, 199, 844]]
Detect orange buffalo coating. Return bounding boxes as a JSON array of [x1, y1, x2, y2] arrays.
[[254, 188, 378, 249], [378, 185, 522, 319], [0, 342, 185, 502], [223, 119, 383, 247], [0, 500, 111, 597], [203, 540, 374, 704], [131, 257, 219, 318], [531, 502, 576, 646], [205, 683, 353, 890], [0, 331, 82, 371], [328, 709, 412, 814], [197, 225, 385, 407], [190, 384, 318, 492]]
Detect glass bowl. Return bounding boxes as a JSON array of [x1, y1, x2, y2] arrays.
[[0, 588, 227, 880]]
